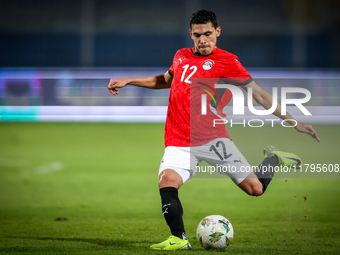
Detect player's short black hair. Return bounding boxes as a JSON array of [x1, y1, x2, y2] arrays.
[[190, 9, 218, 29]]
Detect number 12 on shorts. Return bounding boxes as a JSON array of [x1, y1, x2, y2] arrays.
[[209, 140, 232, 161]]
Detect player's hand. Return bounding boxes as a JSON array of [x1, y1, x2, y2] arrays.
[[295, 122, 321, 142], [108, 78, 129, 96]]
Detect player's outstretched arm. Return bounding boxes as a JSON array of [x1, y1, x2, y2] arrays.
[[293, 121, 320, 142], [242, 81, 321, 142], [108, 72, 172, 96]]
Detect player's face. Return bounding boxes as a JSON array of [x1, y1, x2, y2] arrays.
[[190, 22, 221, 56]]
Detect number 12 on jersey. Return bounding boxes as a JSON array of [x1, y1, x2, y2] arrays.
[[180, 64, 197, 84]]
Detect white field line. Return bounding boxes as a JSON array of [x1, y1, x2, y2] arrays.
[[20, 162, 64, 176], [34, 162, 64, 175]]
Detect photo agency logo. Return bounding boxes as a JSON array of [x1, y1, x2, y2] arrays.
[[200, 84, 312, 128]]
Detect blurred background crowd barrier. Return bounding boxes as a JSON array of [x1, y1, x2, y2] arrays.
[[0, 0, 339, 68], [0, 68, 339, 123], [0, 0, 339, 122]]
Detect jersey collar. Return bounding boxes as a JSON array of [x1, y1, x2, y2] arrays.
[[192, 46, 218, 56]]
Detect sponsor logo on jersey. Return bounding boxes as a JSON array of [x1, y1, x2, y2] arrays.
[[202, 60, 214, 70]]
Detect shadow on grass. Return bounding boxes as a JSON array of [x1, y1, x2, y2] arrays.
[[35, 236, 140, 247], [0, 236, 150, 253]]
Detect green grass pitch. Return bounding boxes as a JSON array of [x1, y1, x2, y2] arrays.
[[0, 122, 339, 254]]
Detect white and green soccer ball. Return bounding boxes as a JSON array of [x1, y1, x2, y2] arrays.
[[196, 215, 234, 250]]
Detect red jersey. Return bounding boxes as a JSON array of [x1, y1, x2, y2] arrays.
[[165, 47, 252, 147]]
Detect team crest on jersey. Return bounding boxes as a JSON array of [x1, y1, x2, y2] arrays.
[[202, 60, 214, 70]]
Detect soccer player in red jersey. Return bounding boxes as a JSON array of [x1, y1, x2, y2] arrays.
[[108, 9, 320, 250]]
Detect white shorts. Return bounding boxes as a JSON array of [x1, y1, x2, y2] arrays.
[[158, 138, 252, 185]]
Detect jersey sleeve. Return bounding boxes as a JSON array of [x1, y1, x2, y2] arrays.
[[221, 55, 253, 86], [168, 64, 174, 77], [168, 50, 181, 77]]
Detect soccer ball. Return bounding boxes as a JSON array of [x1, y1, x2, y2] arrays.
[[196, 215, 234, 250]]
